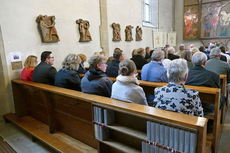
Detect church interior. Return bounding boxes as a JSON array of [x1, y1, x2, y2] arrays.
[[0, 0, 230, 153]]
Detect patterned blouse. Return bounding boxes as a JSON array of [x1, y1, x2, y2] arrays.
[[153, 82, 204, 117]]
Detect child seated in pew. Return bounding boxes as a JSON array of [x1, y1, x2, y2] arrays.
[[111, 59, 148, 106], [153, 59, 204, 117], [21, 55, 38, 81], [55, 54, 81, 91]]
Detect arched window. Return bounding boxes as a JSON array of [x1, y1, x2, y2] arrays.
[[143, 0, 158, 28]]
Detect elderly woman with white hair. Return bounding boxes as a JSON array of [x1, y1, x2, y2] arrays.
[[153, 59, 204, 117], [55, 54, 82, 91]]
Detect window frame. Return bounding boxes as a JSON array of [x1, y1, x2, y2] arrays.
[[142, 0, 159, 28]]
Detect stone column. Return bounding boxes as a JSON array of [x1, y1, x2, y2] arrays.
[[99, 0, 109, 56], [0, 26, 12, 120]]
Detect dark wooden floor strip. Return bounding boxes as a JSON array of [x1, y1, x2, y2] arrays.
[[0, 136, 16, 153]]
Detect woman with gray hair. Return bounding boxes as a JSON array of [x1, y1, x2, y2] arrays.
[[153, 59, 204, 117], [55, 54, 82, 91], [111, 59, 148, 105]]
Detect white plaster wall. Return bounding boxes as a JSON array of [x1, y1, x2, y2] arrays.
[[159, 0, 174, 31], [175, 0, 202, 51], [0, 0, 174, 114], [0, 0, 101, 80], [107, 0, 175, 58]]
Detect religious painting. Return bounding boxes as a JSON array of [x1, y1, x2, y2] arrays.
[[184, 0, 199, 6], [161, 32, 167, 47], [168, 32, 177, 46], [201, 1, 230, 38], [153, 31, 162, 48], [76, 19, 92, 42], [112, 23, 121, 41], [183, 5, 199, 40], [36, 15, 60, 43]]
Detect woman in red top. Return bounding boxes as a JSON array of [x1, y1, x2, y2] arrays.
[[21, 55, 38, 81]]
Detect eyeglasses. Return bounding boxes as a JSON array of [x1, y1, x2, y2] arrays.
[[100, 62, 107, 65]]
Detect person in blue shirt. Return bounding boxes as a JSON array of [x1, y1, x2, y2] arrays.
[[141, 50, 168, 82]]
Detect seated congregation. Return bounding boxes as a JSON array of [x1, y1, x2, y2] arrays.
[[21, 43, 230, 117], [17, 43, 230, 152]]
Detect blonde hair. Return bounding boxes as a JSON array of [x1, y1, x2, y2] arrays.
[[132, 49, 137, 57], [24, 55, 37, 68], [191, 48, 199, 55], [62, 54, 81, 71], [136, 48, 145, 56], [77, 54, 87, 63]]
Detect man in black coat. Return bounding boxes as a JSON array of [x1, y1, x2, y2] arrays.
[[33, 51, 57, 85], [106, 48, 124, 77], [186, 52, 220, 117], [167, 47, 180, 60], [186, 52, 220, 88], [131, 48, 148, 70]]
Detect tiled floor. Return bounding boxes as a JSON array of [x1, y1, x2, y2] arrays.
[[217, 105, 230, 153], [0, 107, 230, 153], [0, 120, 56, 153]]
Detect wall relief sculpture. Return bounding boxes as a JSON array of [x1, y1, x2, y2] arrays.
[[125, 25, 133, 41], [36, 15, 60, 43], [112, 23, 121, 41], [136, 26, 142, 41], [76, 19, 92, 42]]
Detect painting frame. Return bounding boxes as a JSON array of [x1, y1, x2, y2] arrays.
[[183, 0, 230, 40], [184, 0, 199, 6], [183, 5, 200, 40], [200, 1, 230, 39]]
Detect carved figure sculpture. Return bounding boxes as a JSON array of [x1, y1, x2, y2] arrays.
[[76, 19, 92, 42], [125, 25, 133, 41], [36, 15, 60, 43], [136, 26, 142, 41], [112, 23, 121, 41]]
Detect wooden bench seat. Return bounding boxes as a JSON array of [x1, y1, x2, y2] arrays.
[[9, 80, 208, 153], [103, 76, 221, 153], [4, 113, 97, 153]]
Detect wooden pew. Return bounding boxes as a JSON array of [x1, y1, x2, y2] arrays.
[[220, 74, 228, 123], [7, 80, 208, 153], [104, 76, 220, 153]]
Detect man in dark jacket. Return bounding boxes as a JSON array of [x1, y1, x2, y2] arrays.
[[167, 47, 179, 60], [186, 51, 220, 116], [106, 48, 124, 77], [186, 52, 220, 88], [131, 48, 148, 70], [81, 55, 113, 97], [33, 51, 57, 85]]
